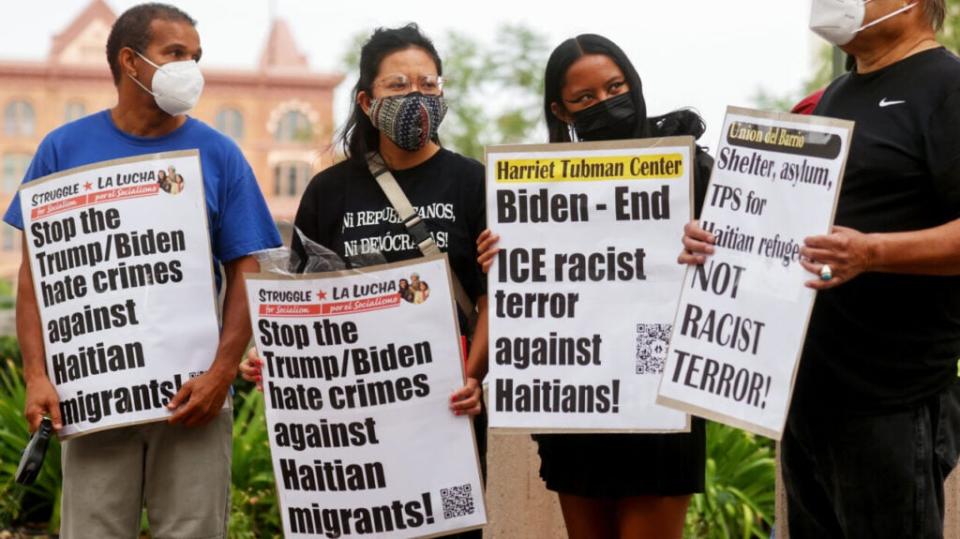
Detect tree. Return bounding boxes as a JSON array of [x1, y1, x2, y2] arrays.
[[440, 24, 549, 159], [339, 24, 550, 161], [940, 0, 960, 52], [752, 44, 835, 112]]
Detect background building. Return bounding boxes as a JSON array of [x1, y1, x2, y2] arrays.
[[0, 0, 343, 277]]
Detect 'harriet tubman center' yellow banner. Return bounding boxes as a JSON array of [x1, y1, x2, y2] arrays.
[[494, 153, 685, 183]]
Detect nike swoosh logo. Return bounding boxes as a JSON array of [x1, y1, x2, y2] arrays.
[[879, 98, 906, 108]]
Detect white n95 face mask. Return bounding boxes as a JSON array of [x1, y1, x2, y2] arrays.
[[128, 51, 205, 116], [810, 0, 918, 46]]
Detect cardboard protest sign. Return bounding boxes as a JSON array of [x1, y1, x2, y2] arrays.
[[657, 107, 853, 439], [246, 255, 486, 538], [485, 138, 694, 432], [19, 150, 220, 438]]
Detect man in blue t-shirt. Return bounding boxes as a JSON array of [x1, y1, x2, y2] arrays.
[[5, 4, 281, 538]]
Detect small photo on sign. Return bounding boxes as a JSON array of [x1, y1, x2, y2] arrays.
[[158, 165, 185, 195], [400, 273, 431, 304]]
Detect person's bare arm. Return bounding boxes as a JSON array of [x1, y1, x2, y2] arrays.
[[677, 220, 716, 265], [476, 230, 500, 273], [801, 220, 960, 289], [17, 236, 62, 432]]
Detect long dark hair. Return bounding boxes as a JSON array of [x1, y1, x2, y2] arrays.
[[339, 24, 443, 161], [543, 34, 705, 143]]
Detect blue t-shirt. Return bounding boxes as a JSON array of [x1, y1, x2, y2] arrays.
[[4, 110, 281, 269]]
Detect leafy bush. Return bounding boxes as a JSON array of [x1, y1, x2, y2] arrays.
[[0, 338, 20, 365], [228, 387, 281, 538], [0, 280, 15, 311], [0, 359, 62, 533], [685, 422, 776, 538]]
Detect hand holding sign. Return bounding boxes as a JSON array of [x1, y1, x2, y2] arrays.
[[240, 348, 264, 390], [800, 225, 874, 289], [449, 377, 482, 416], [476, 229, 500, 274], [678, 220, 716, 265], [167, 368, 233, 427]]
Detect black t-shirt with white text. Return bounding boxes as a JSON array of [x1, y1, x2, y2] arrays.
[[292, 149, 486, 332], [799, 47, 960, 411]]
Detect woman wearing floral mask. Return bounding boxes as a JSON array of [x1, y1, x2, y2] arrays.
[[475, 34, 712, 538], [240, 24, 488, 538]]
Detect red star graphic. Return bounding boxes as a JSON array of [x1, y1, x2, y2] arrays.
[[317, 290, 327, 301], [83, 181, 93, 191]]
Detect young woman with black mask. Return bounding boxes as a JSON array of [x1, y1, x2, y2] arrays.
[[474, 34, 711, 538], [240, 24, 489, 538]]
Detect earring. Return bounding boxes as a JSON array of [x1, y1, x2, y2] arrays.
[[567, 123, 580, 143]]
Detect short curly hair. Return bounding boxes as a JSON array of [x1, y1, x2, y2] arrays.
[[923, 0, 946, 31], [105, 3, 196, 85]]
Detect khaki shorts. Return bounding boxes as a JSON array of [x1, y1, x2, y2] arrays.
[[59, 408, 232, 539]]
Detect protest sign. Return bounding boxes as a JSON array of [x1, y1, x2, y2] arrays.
[[657, 107, 853, 439], [485, 138, 694, 432], [246, 255, 486, 538], [19, 150, 220, 438]]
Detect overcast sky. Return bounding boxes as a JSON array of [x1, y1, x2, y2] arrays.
[[3, 0, 824, 146]]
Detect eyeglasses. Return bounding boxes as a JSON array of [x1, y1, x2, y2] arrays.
[[373, 74, 448, 96]]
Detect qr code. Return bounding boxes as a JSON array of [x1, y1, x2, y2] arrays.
[[440, 483, 476, 520], [636, 323, 672, 375]]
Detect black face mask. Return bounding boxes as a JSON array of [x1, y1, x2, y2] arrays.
[[571, 92, 638, 142]]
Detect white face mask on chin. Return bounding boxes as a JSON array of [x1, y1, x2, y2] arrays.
[[809, 0, 918, 46], [127, 51, 205, 116]]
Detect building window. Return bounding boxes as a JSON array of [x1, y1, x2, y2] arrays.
[[273, 161, 311, 197], [1, 224, 15, 252], [64, 101, 86, 123], [215, 107, 244, 140], [4, 100, 35, 137], [275, 110, 312, 143], [2, 154, 32, 194]]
